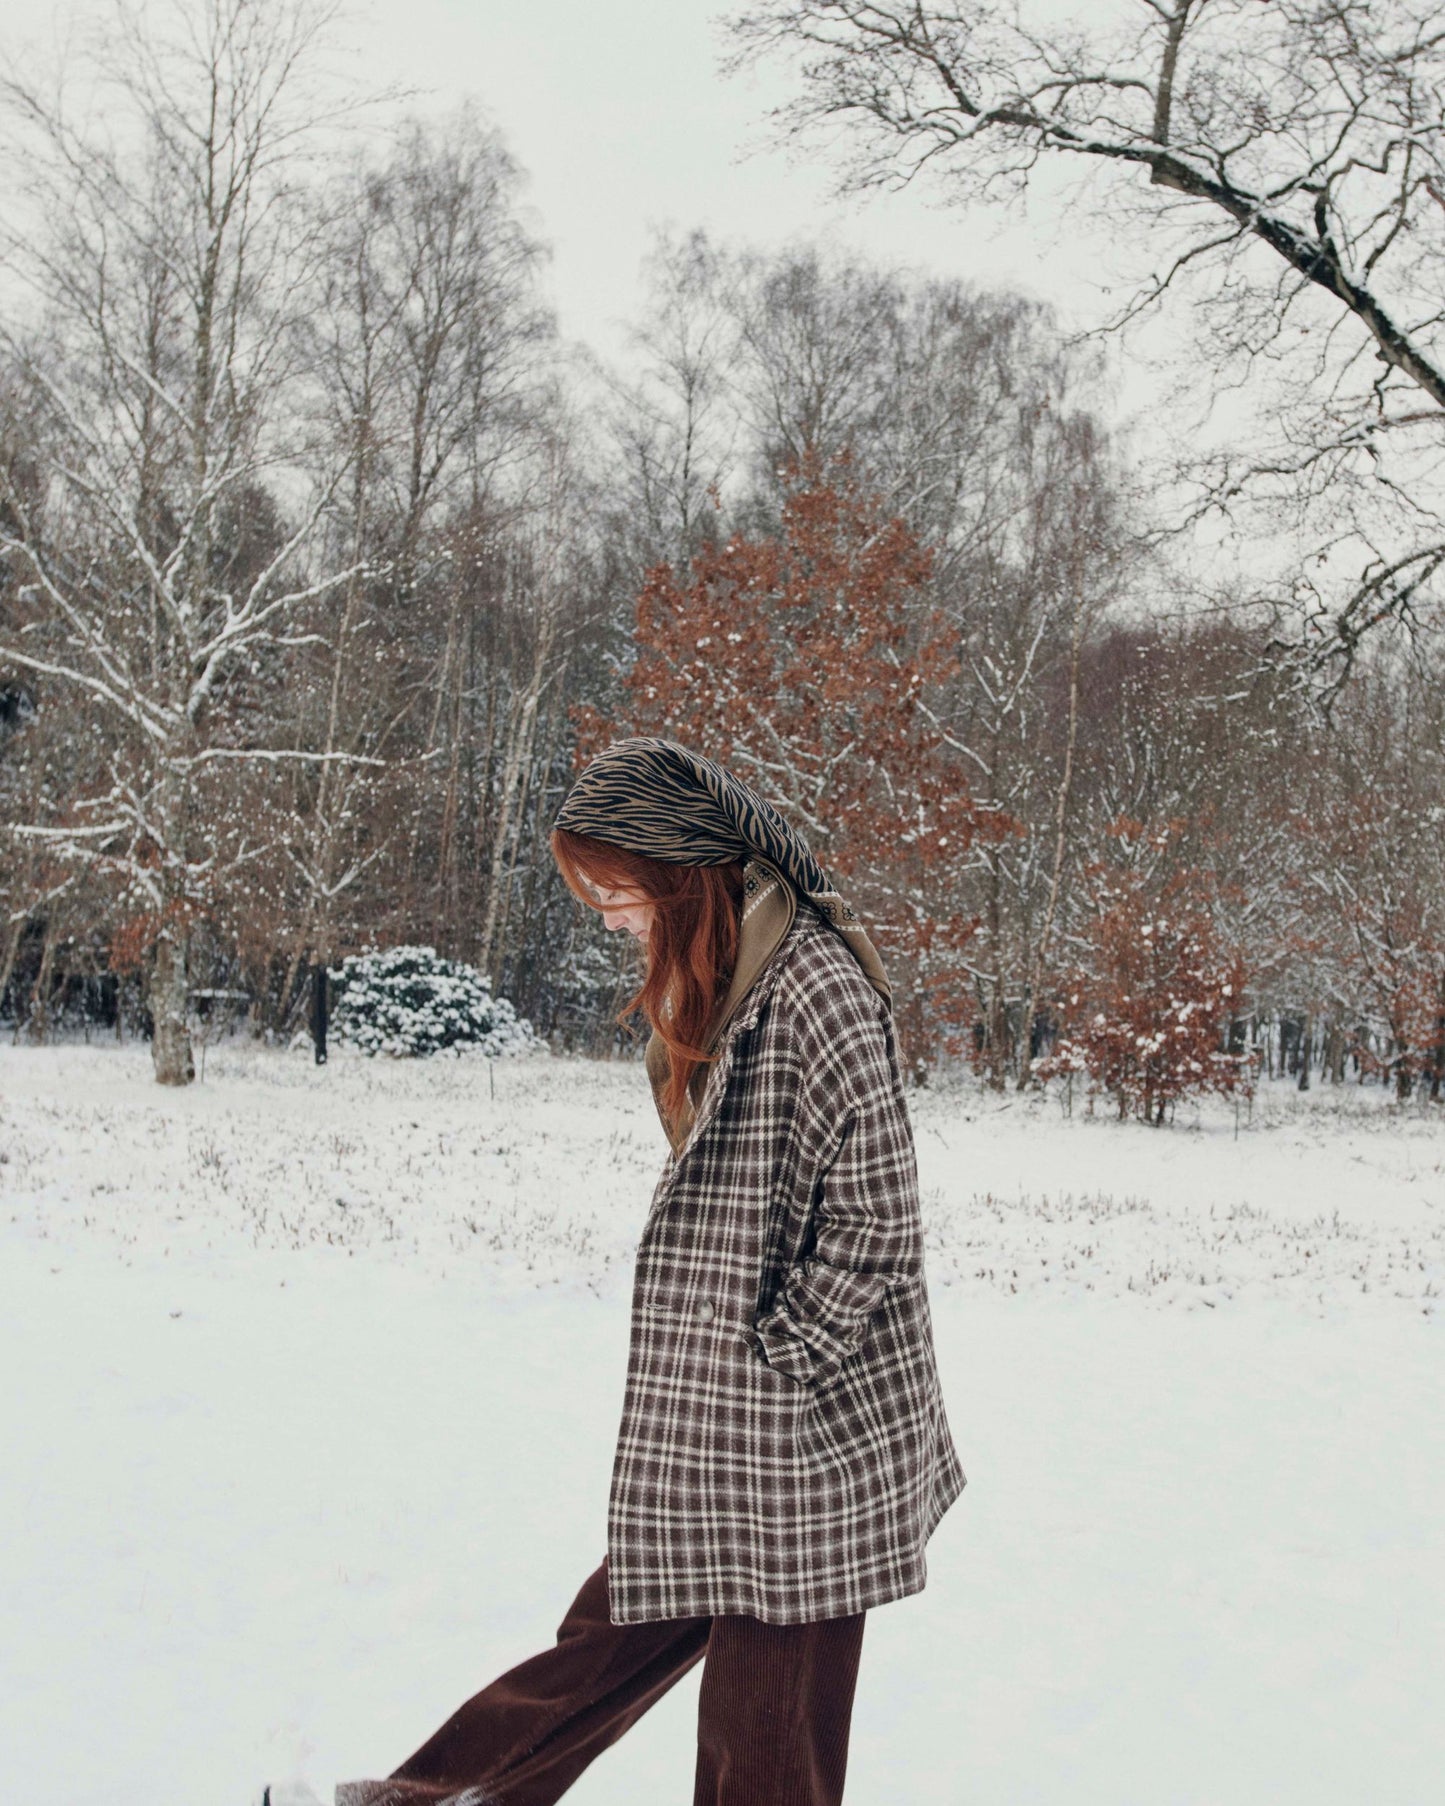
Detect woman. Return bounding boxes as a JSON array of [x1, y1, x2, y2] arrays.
[[322, 735, 966, 1806]]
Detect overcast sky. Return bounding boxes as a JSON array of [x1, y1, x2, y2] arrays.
[[361, 2, 1153, 370], [19, 0, 1183, 436]]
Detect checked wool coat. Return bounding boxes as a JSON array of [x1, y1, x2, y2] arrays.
[[606, 861, 966, 1625]]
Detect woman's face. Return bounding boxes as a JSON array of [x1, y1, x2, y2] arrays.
[[587, 880, 656, 943]]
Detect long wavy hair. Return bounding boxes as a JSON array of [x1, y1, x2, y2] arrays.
[[550, 828, 745, 1129]]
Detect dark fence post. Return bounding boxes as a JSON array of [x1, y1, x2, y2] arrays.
[[311, 962, 329, 1065]]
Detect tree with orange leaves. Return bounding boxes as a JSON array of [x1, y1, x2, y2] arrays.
[[576, 458, 1011, 1069], [1035, 827, 1258, 1124]]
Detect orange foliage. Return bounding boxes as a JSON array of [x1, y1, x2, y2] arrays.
[[576, 458, 1010, 1049], [108, 897, 203, 975], [1036, 852, 1259, 1123]]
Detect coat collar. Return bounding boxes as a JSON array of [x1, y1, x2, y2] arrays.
[[645, 858, 799, 1154]]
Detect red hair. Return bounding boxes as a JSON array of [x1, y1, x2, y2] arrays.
[[550, 828, 745, 1131]]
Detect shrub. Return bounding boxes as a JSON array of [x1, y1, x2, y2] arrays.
[[1033, 864, 1258, 1123], [330, 945, 538, 1059]]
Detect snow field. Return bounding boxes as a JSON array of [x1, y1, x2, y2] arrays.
[[6, 1041, 1442, 1312], [2, 1042, 1442, 1805]]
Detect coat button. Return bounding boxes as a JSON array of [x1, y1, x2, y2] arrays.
[[697, 1298, 716, 1323]]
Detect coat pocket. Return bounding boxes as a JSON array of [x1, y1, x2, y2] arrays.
[[635, 1294, 730, 1331]]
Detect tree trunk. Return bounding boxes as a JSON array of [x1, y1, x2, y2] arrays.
[[151, 920, 194, 1085], [896, 986, 930, 1087], [274, 940, 309, 1041], [1431, 977, 1445, 1102], [1, 917, 27, 1036], [1324, 1011, 1346, 1085], [478, 593, 556, 977], [1017, 592, 1086, 1089], [27, 925, 56, 1044], [978, 836, 1010, 1091]]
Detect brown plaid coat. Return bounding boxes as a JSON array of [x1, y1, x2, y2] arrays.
[[606, 874, 966, 1624]]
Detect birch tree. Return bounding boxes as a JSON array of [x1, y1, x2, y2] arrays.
[[0, 0, 368, 1082], [262, 109, 549, 1024], [606, 229, 740, 573]]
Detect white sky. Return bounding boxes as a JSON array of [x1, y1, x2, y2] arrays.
[[15, 0, 1196, 448], [356, 3, 1108, 343]]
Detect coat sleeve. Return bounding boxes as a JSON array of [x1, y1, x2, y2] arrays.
[[741, 972, 924, 1388]]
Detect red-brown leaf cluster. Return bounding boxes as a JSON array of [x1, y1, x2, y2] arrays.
[[575, 460, 1002, 1049], [1036, 855, 1260, 1123]]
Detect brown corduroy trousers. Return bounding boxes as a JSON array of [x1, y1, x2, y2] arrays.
[[334, 1553, 866, 1806]]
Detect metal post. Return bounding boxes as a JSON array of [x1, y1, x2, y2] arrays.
[[311, 962, 329, 1065]]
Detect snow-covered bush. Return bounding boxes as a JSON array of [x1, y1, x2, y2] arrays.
[[330, 945, 538, 1059], [1030, 869, 1258, 1124]]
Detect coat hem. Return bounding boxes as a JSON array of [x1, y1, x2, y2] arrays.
[[604, 1569, 931, 1627]]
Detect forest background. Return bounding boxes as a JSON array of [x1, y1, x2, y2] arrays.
[[1, 0, 1442, 1115]]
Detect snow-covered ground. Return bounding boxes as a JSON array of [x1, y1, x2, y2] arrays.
[[2, 1040, 1442, 1806]]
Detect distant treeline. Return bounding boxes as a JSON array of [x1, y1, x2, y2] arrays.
[[1, 1, 1442, 1105]]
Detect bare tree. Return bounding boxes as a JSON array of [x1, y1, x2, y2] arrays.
[[936, 383, 1129, 1085], [729, 244, 903, 486], [605, 228, 740, 571], [726, 1, 1445, 696], [252, 108, 552, 1022], [0, 0, 379, 1083], [357, 109, 552, 598]]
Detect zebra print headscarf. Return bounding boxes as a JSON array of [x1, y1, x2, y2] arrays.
[[553, 735, 891, 1008]]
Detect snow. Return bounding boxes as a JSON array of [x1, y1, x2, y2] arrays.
[[2, 1041, 1442, 1805]]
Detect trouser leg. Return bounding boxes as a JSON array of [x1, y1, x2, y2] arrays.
[[693, 1608, 867, 1806], [335, 1555, 711, 1806]]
